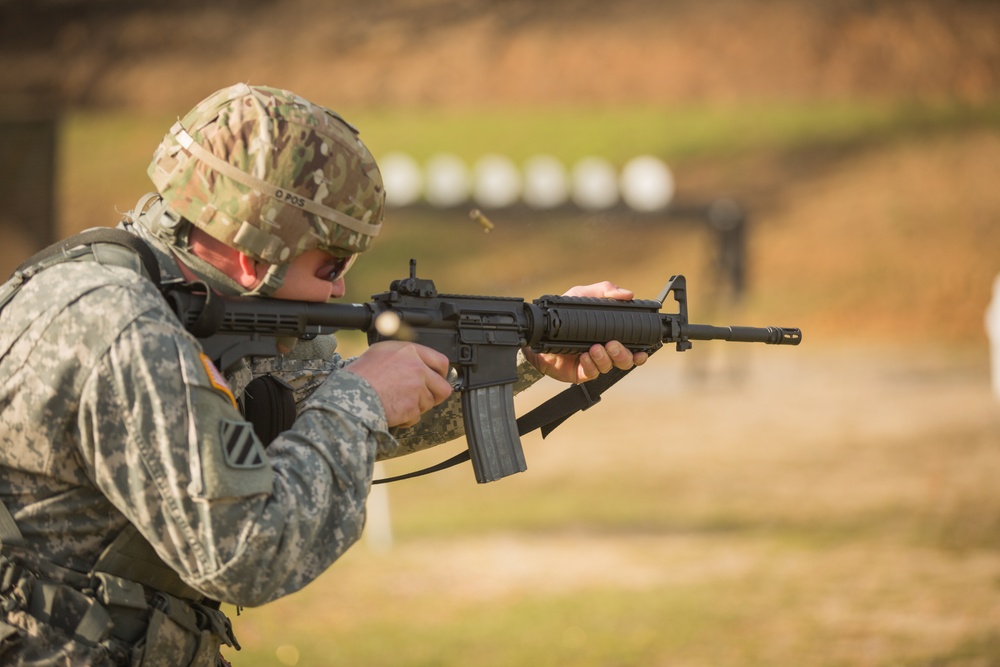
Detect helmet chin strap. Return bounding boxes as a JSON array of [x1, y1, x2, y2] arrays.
[[243, 262, 289, 298], [170, 242, 290, 298], [132, 195, 290, 297], [171, 245, 251, 297], [128, 194, 288, 297]]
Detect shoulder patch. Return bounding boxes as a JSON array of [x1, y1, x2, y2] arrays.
[[200, 353, 237, 408], [220, 419, 267, 469]]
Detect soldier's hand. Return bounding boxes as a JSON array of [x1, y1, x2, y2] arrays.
[[346, 341, 454, 427], [522, 281, 649, 384]]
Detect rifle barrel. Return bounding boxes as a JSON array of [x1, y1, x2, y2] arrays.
[[683, 324, 802, 345]]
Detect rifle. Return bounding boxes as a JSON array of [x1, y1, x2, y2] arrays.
[[167, 260, 801, 483]]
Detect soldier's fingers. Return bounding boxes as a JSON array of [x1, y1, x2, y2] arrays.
[[414, 345, 451, 379], [424, 369, 454, 405], [605, 341, 637, 370], [588, 344, 615, 374], [577, 351, 600, 383]]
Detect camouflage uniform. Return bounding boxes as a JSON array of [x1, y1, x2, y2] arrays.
[[0, 222, 390, 662], [0, 84, 545, 665]]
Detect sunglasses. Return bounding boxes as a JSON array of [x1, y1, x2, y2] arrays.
[[316, 253, 357, 283]]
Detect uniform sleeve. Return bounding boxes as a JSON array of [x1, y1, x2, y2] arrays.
[[77, 310, 392, 607], [234, 335, 347, 407]]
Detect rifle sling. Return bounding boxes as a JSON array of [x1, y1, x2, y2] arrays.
[[373, 364, 638, 484], [517, 365, 634, 438]]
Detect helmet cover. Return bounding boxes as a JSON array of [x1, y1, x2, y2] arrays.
[[148, 83, 384, 263]]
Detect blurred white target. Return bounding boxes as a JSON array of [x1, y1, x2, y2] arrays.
[[571, 157, 619, 210], [620, 156, 674, 211], [424, 154, 470, 207], [472, 154, 521, 208], [522, 155, 569, 209], [379, 152, 424, 207]]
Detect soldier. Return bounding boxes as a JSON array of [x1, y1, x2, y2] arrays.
[[0, 83, 644, 666]]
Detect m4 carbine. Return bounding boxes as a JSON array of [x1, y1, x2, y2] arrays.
[[167, 260, 801, 484]]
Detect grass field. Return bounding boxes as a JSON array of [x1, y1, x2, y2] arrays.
[[21, 101, 1000, 665]]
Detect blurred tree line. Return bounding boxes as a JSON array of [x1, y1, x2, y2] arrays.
[[2, 0, 998, 256]]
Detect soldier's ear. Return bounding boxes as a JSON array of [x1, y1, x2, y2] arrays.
[[236, 253, 261, 289]]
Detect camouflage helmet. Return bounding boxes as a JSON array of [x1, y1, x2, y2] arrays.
[[147, 83, 384, 264]]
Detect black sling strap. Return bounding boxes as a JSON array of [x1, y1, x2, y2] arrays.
[[515, 365, 636, 438]]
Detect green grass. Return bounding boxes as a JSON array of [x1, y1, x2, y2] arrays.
[[231, 587, 744, 667], [342, 100, 1000, 164], [57, 99, 1000, 239]]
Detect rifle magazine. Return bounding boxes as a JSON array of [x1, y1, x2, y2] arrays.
[[461, 385, 527, 483]]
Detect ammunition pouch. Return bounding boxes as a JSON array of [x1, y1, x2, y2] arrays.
[[241, 373, 297, 444], [0, 552, 238, 666]]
